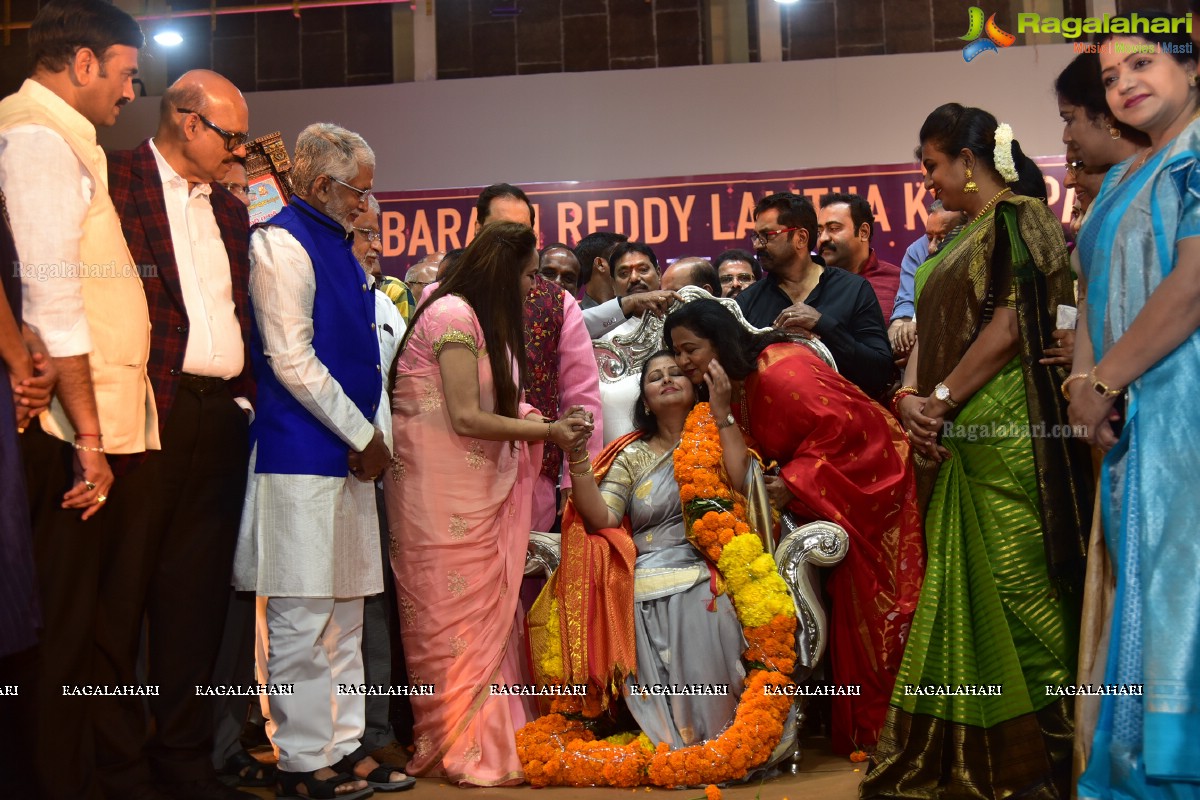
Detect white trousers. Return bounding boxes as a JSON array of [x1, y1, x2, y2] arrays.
[[255, 596, 366, 772]]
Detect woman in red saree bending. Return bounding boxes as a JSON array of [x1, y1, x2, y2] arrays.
[[664, 299, 925, 754]]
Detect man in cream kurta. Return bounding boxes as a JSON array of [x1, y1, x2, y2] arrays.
[[0, 2, 153, 797]]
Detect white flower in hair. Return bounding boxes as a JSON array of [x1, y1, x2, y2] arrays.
[[993, 123, 1019, 184]]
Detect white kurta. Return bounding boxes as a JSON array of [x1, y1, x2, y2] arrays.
[[372, 285, 405, 451], [233, 225, 385, 599]]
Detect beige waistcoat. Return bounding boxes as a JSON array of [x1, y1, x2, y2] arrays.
[[0, 80, 158, 453]]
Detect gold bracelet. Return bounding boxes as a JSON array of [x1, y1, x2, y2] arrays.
[[1060, 372, 1089, 402], [543, 420, 553, 440], [569, 465, 593, 478], [568, 451, 590, 465], [73, 443, 106, 453]]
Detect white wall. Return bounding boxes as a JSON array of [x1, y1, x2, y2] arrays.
[[99, 43, 1079, 190]]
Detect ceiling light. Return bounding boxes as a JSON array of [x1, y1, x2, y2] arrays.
[[154, 30, 183, 46]]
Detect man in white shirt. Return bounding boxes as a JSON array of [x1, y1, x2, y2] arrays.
[[350, 196, 412, 766], [99, 70, 256, 800], [0, 2, 152, 797]]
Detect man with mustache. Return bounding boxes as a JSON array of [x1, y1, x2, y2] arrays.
[[350, 195, 412, 770], [234, 123, 410, 799], [96, 69, 257, 800], [817, 192, 901, 324], [470, 183, 603, 533], [610, 241, 662, 299], [0, 2, 154, 797], [713, 249, 760, 298], [735, 192, 893, 399]]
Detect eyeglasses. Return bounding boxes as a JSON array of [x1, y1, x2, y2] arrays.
[[222, 182, 249, 196], [353, 227, 381, 243], [176, 108, 249, 151], [327, 175, 373, 200], [749, 227, 799, 247]]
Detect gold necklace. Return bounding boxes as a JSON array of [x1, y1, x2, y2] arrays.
[[970, 187, 1012, 224]]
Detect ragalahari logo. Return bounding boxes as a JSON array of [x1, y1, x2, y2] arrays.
[[960, 7, 1016, 61]]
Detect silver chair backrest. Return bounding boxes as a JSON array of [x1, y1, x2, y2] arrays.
[[593, 285, 837, 383]]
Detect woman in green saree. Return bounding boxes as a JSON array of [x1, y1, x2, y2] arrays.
[[860, 104, 1093, 800]]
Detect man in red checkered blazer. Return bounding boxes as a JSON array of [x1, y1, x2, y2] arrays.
[[98, 69, 256, 800]]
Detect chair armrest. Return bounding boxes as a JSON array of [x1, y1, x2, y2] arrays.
[[775, 519, 849, 684], [525, 530, 561, 578]]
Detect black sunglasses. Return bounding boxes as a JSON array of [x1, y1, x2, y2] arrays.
[[177, 108, 249, 151]]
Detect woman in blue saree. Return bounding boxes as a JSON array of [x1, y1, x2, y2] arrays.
[[1070, 16, 1200, 800]]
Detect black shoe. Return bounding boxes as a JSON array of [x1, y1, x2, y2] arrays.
[[165, 777, 258, 800]]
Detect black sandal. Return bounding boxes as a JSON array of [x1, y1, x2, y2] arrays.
[[334, 745, 416, 793], [220, 748, 278, 788], [275, 769, 374, 799]]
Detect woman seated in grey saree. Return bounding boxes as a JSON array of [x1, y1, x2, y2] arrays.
[[562, 350, 763, 748]]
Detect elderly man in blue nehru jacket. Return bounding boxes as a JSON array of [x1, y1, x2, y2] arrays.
[[233, 123, 413, 798]]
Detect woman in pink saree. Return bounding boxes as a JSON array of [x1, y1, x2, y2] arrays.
[[383, 222, 591, 787]]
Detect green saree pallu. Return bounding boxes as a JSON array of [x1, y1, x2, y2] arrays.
[[864, 359, 1077, 799]]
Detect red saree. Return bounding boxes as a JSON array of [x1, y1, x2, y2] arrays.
[[741, 343, 925, 754]]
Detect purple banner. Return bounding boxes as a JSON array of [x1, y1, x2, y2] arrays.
[[376, 157, 1070, 278]]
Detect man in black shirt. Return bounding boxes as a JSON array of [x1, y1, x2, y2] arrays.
[[735, 192, 894, 398]]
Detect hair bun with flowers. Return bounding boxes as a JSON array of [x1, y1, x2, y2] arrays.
[[993, 123, 1019, 184]]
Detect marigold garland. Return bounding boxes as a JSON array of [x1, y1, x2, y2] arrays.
[[516, 402, 799, 788]]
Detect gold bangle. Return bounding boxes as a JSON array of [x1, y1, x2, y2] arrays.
[[1060, 372, 1089, 402], [569, 466, 593, 478], [568, 451, 590, 465], [891, 386, 920, 416]]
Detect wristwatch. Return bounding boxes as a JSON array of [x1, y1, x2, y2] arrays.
[[933, 382, 960, 409], [716, 413, 737, 430], [1090, 370, 1123, 399]]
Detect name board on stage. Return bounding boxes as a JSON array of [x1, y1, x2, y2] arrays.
[[374, 157, 1070, 277]]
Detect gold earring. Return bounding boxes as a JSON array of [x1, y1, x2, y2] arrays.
[[1109, 126, 1122, 140], [963, 167, 979, 194]]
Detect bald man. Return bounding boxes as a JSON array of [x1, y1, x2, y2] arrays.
[[661, 256, 720, 295], [404, 253, 442, 304], [101, 69, 256, 800]]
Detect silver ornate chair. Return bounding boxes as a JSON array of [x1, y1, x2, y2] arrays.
[[593, 285, 836, 391], [524, 286, 848, 771]]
